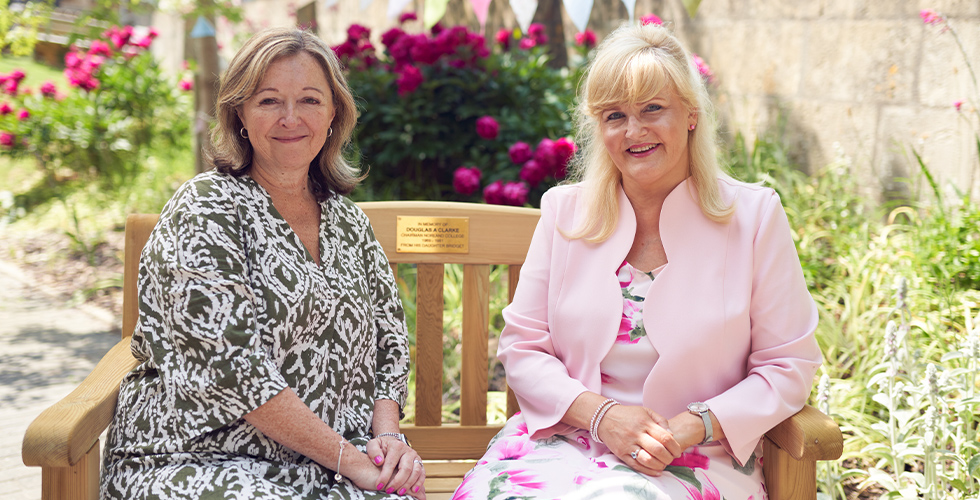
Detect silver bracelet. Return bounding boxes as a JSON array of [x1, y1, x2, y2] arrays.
[[334, 438, 346, 482], [589, 399, 619, 444], [588, 398, 615, 435]]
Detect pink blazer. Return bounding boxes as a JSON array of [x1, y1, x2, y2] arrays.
[[497, 177, 822, 465]]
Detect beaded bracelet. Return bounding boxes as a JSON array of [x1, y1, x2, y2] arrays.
[[334, 438, 346, 482], [589, 398, 619, 444]]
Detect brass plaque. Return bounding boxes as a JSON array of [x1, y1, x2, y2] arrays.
[[396, 216, 469, 254]]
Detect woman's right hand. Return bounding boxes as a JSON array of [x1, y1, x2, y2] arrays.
[[597, 405, 683, 476]]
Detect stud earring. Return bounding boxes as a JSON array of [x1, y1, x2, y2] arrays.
[[689, 124, 696, 131]]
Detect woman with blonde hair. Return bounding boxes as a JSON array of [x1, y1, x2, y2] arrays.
[[454, 22, 820, 499], [101, 28, 425, 499]]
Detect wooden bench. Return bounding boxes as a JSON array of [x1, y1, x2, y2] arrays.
[[22, 201, 843, 500]]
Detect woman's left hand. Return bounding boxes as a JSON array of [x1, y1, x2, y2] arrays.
[[366, 436, 426, 499]]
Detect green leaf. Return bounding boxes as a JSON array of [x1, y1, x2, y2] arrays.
[[969, 454, 980, 478], [682, 0, 702, 17]]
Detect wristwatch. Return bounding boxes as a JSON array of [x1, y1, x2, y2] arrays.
[[687, 402, 713, 446], [376, 432, 410, 445]]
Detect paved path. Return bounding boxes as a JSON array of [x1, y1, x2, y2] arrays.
[[0, 259, 119, 500]]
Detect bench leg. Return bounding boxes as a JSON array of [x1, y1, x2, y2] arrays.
[[764, 437, 816, 500], [41, 439, 100, 500]]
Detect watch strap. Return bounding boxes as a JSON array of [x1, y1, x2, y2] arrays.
[[688, 402, 713, 446]]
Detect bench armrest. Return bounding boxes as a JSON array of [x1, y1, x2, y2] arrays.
[[22, 338, 139, 467], [764, 404, 843, 461]]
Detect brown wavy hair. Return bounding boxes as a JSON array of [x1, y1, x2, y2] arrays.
[[208, 27, 361, 200]]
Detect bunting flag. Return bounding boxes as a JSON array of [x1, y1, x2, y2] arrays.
[[562, 0, 593, 32], [387, 0, 413, 19], [471, 0, 493, 33], [360, 0, 374, 10], [424, 0, 450, 28], [509, 0, 537, 33], [621, 0, 635, 22]]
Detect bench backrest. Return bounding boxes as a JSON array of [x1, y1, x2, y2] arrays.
[[122, 201, 540, 462]]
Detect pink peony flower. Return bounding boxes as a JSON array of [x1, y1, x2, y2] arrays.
[[527, 23, 548, 45], [16, 109, 29, 120], [475, 115, 499, 139], [381, 27, 406, 49], [40, 81, 58, 98], [8, 69, 26, 82], [495, 28, 512, 50], [519, 160, 547, 187], [347, 23, 370, 41], [0, 131, 14, 147], [502, 181, 529, 206], [398, 11, 417, 24], [954, 100, 964, 111], [0, 102, 11, 115], [641, 13, 663, 25], [90, 39, 113, 57], [484, 180, 505, 204], [508, 141, 533, 164], [574, 30, 597, 48], [147, 28, 159, 39], [453, 166, 482, 195], [692, 53, 715, 83], [134, 36, 153, 49], [920, 9, 943, 25], [533, 137, 559, 172], [552, 137, 575, 178], [518, 38, 537, 50], [396, 65, 424, 96], [179, 78, 194, 91], [104, 25, 134, 50]]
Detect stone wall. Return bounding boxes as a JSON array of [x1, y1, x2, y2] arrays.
[[194, 0, 980, 201]]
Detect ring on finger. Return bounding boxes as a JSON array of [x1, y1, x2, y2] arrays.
[[630, 449, 640, 460], [414, 458, 424, 469]]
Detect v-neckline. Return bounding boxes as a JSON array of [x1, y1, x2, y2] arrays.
[[246, 175, 328, 269]]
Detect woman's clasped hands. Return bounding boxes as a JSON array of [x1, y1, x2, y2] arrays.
[[351, 435, 426, 499], [596, 405, 682, 476]]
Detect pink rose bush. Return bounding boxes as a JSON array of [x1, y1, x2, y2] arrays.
[[0, 24, 190, 196]]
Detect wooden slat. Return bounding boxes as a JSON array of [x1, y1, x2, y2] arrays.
[[460, 264, 489, 426], [40, 438, 99, 500], [402, 424, 501, 460], [415, 263, 445, 427], [122, 214, 158, 339], [419, 462, 477, 478], [764, 405, 843, 461], [358, 202, 540, 265], [23, 339, 138, 467]]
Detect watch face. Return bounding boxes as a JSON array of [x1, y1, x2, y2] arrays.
[[688, 402, 709, 413]]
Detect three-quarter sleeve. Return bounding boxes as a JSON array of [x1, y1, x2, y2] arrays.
[[134, 192, 289, 441], [707, 191, 822, 464], [362, 219, 410, 409]]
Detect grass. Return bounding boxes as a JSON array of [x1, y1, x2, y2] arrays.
[[0, 56, 68, 92]]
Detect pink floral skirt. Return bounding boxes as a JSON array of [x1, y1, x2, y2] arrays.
[[452, 413, 767, 500]]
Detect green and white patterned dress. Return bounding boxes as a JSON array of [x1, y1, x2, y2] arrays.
[[101, 171, 411, 499]]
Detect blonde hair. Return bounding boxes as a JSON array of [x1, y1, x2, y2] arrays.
[[210, 27, 361, 199], [565, 23, 733, 242]]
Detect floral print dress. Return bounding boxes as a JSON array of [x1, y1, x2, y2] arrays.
[[453, 260, 767, 500], [100, 171, 411, 500]]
